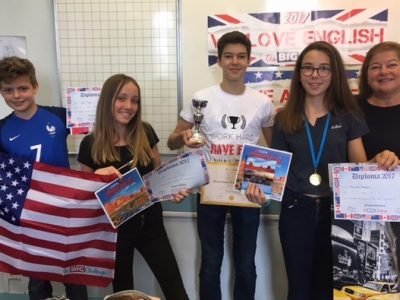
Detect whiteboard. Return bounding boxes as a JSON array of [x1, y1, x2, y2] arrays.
[[54, 0, 179, 154]]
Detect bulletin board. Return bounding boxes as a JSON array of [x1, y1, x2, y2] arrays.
[[54, 0, 179, 154]]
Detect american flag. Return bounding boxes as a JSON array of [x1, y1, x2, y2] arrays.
[[0, 152, 117, 287]]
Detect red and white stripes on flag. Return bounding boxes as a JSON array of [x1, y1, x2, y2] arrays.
[[0, 153, 117, 287]]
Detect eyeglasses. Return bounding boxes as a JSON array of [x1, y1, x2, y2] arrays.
[[300, 65, 332, 77]]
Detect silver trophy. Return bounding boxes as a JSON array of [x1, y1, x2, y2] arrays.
[[189, 99, 208, 143]]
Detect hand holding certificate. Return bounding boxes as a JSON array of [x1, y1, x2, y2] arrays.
[[201, 161, 261, 207], [95, 150, 209, 228], [143, 149, 209, 202], [66, 87, 101, 129], [331, 163, 400, 221], [200, 144, 292, 207], [233, 144, 292, 202]]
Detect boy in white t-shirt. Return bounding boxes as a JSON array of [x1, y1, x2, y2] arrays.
[[168, 31, 274, 300]]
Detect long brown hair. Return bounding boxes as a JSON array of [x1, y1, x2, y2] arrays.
[[358, 41, 400, 100], [91, 74, 152, 167], [276, 41, 362, 134]]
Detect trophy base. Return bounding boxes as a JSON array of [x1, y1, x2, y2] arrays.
[[188, 134, 204, 144]]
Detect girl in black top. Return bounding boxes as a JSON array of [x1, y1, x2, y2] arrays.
[[78, 74, 189, 299], [246, 42, 398, 300]]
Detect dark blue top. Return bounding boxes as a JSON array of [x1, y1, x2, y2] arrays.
[[272, 112, 368, 195]]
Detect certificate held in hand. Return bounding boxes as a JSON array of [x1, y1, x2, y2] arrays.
[[143, 149, 209, 202], [331, 163, 400, 222], [95, 150, 210, 228]]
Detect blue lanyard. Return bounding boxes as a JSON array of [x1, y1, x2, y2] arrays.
[[304, 112, 331, 171]]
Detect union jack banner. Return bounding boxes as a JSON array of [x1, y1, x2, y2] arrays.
[[208, 8, 388, 67]]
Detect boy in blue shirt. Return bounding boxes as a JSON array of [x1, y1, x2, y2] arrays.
[[0, 56, 87, 300]]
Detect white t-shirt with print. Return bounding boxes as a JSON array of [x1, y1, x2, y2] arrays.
[[180, 85, 275, 162]]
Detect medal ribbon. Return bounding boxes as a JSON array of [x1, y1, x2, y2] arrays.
[[305, 112, 331, 172]]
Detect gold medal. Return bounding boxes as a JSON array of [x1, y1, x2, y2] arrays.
[[305, 113, 331, 188], [309, 173, 322, 186]]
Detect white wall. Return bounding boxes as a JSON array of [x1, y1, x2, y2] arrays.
[[0, 0, 61, 119]]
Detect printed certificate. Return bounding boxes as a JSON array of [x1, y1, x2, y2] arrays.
[[331, 163, 400, 222], [200, 161, 260, 207], [66, 87, 101, 129], [143, 150, 209, 202]]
